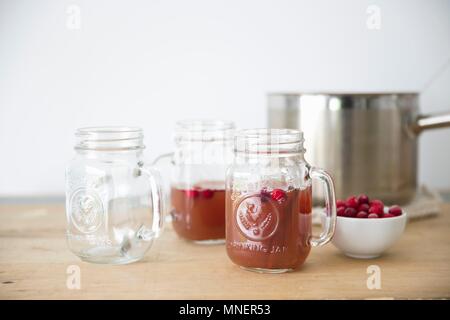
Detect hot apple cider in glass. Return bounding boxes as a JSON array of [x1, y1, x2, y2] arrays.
[[168, 120, 235, 244], [226, 129, 337, 273]]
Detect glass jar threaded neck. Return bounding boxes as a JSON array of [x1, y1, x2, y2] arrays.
[[235, 129, 305, 156], [75, 127, 144, 151], [174, 120, 235, 143]]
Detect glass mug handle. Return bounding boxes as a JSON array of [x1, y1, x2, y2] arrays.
[[139, 165, 165, 238], [151, 153, 174, 223], [309, 166, 337, 247], [152, 152, 174, 166]]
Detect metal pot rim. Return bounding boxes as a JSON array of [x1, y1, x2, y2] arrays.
[[268, 92, 419, 97]]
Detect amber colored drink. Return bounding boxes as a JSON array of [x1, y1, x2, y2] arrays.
[[226, 186, 312, 271], [171, 181, 226, 241]]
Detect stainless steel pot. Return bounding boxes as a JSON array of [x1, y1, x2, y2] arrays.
[[268, 93, 450, 204]]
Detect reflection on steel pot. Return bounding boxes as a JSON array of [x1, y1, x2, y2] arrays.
[[268, 93, 450, 204]]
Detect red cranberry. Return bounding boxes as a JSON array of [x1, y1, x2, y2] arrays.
[[368, 213, 379, 219], [337, 206, 346, 216], [346, 196, 359, 209], [344, 207, 357, 217], [358, 203, 370, 212], [370, 199, 384, 210], [382, 213, 395, 218], [358, 194, 369, 204], [184, 189, 200, 199], [369, 205, 383, 217], [336, 200, 346, 208], [271, 189, 286, 202], [201, 189, 214, 199], [356, 211, 368, 218], [388, 205, 402, 216]]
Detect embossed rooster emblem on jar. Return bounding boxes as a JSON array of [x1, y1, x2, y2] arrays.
[[236, 195, 279, 241], [70, 189, 103, 234]]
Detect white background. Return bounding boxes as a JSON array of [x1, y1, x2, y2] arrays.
[[0, 0, 449, 197]]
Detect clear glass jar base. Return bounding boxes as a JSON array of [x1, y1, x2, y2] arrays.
[[185, 239, 225, 246], [192, 238, 225, 245], [75, 246, 146, 265], [79, 255, 142, 265], [239, 266, 293, 274]]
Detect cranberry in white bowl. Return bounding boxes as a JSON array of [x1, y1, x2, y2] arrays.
[[331, 195, 407, 259]]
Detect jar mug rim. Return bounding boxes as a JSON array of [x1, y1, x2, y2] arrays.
[[234, 128, 305, 155], [75, 126, 144, 151]]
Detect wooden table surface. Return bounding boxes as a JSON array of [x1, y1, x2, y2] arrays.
[[0, 203, 449, 300]]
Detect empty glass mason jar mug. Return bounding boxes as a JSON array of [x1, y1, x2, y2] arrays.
[[154, 120, 235, 244], [65, 127, 164, 264], [226, 129, 337, 273]]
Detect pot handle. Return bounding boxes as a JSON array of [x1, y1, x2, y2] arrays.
[[412, 112, 450, 134]]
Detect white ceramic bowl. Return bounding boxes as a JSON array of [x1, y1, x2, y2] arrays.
[[331, 209, 407, 259]]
